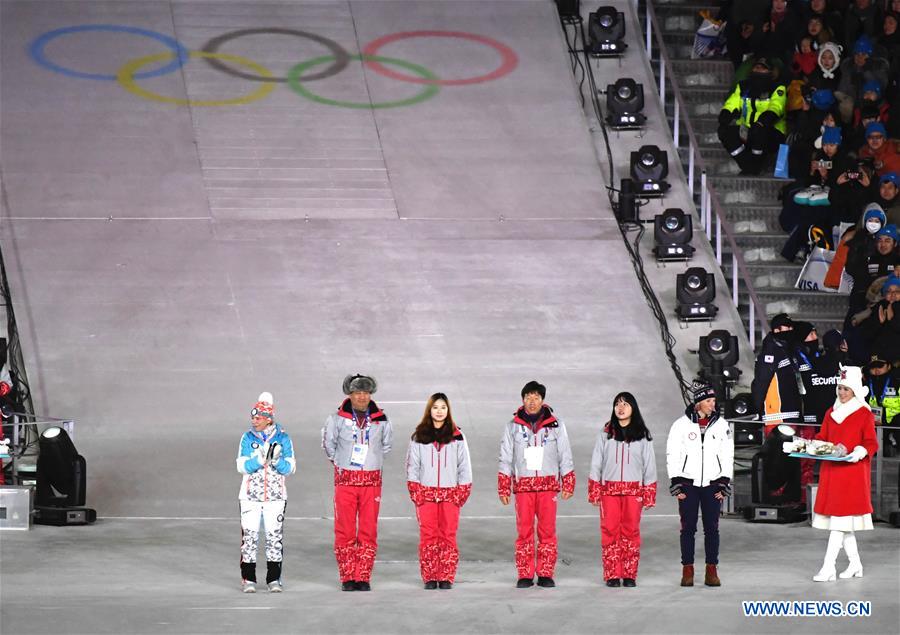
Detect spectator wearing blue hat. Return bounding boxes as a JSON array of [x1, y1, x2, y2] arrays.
[[780, 125, 850, 261], [859, 122, 900, 176], [846, 222, 900, 315], [876, 172, 900, 225], [851, 79, 890, 127], [835, 35, 889, 123], [844, 0, 883, 49], [857, 275, 900, 365]]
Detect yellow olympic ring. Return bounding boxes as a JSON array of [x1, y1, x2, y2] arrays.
[[116, 51, 276, 106]]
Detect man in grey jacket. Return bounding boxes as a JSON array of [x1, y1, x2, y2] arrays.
[[321, 374, 393, 591], [498, 380, 576, 588]]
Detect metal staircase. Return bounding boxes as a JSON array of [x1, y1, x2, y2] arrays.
[[644, 0, 849, 338]]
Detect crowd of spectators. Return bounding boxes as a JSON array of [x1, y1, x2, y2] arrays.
[[710, 1, 899, 450]]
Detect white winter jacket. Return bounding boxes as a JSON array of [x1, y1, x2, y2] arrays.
[[665, 408, 734, 487]]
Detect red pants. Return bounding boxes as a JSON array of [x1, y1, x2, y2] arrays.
[[514, 490, 558, 578], [416, 501, 461, 582], [599, 494, 643, 580], [333, 484, 380, 582]]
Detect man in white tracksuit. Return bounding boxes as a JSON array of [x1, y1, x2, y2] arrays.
[[666, 381, 734, 588]]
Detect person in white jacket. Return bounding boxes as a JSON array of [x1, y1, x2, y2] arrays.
[[587, 392, 657, 588], [406, 393, 473, 589], [666, 381, 734, 588]]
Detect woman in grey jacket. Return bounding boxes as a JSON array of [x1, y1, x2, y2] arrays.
[[406, 393, 473, 589], [587, 392, 657, 588]]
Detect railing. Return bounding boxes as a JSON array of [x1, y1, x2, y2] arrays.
[[641, 0, 768, 349]]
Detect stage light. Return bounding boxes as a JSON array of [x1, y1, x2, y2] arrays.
[[698, 329, 740, 402], [35, 426, 96, 525], [588, 6, 626, 56], [605, 78, 646, 129], [630, 145, 670, 197], [676, 267, 717, 320], [654, 209, 695, 261]]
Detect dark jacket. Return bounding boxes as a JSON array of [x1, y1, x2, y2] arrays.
[[751, 332, 804, 426]]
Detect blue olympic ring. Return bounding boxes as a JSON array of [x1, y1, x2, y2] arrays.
[[29, 24, 189, 81]]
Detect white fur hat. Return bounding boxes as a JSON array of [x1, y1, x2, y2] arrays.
[[818, 42, 842, 78], [836, 365, 869, 400]]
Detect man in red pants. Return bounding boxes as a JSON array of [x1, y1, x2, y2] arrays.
[[322, 374, 393, 591], [498, 380, 576, 588]]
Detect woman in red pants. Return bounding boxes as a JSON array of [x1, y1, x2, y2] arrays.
[[406, 393, 473, 589], [588, 392, 657, 587]]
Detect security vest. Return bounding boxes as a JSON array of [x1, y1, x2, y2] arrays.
[[723, 81, 787, 134], [868, 377, 900, 426]]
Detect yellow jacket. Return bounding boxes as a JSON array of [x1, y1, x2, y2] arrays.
[[722, 81, 787, 134]]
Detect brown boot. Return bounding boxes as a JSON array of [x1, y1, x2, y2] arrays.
[[704, 564, 721, 587], [680, 565, 694, 587]]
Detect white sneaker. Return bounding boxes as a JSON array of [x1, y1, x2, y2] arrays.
[[242, 580, 257, 593], [812, 566, 836, 582], [268, 580, 284, 593], [839, 562, 863, 579]]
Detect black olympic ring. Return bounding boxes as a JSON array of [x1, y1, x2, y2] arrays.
[[201, 28, 351, 83]]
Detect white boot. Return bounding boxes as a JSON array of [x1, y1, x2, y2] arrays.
[[839, 533, 863, 578], [813, 530, 843, 582]]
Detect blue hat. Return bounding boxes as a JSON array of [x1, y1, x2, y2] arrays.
[[853, 36, 874, 55], [866, 121, 887, 137], [863, 203, 887, 225], [882, 275, 900, 294], [862, 79, 882, 97], [880, 171, 899, 187], [822, 126, 842, 145], [877, 224, 899, 242], [811, 88, 835, 110]]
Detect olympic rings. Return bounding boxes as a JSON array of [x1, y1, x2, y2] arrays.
[[117, 51, 277, 107], [362, 31, 518, 86], [30, 24, 519, 108], [287, 54, 440, 109], [30, 24, 189, 81], [201, 28, 351, 83]]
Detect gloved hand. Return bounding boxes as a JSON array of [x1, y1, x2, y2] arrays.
[[669, 477, 690, 497], [711, 477, 732, 497], [783, 440, 803, 454], [846, 445, 868, 463], [718, 109, 738, 126], [267, 443, 281, 465]]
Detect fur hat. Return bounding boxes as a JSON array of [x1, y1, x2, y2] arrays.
[[343, 374, 377, 395], [837, 365, 869, 400], [691, 380, 716, 405], [817, 42, 842, 78], [251, 391, 274, 421]]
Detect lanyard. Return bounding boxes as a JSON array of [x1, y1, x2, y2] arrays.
[[869, 378, 891, 405], [351, 410, 371, 445]]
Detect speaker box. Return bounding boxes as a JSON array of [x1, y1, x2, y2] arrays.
[[34, 506, 96, 526]]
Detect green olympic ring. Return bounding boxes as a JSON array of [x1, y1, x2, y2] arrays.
[[287, 54, 439, 109]]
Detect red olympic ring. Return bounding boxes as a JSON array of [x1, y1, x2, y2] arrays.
[[362, 30, 518, 86]]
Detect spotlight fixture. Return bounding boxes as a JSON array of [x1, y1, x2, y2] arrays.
[[35, 426, 96, 525], [653, 208, 695, 262], [698, 329, 740, 402], [630, 145, 670, 197], [588, 6, 627, 56], [676, 266, 717, 320], [605, 78, 646, 129]]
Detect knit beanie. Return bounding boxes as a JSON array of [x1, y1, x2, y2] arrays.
[[251, 391, 274, 421], [821, 125, 841, 145], [692, 380, 716, 405], [882, 275, 900, 294], [878, 224, 898, 242], [866, 121, 887, 138], [863, 203, 887, 228], [811, 88, 836, 110]]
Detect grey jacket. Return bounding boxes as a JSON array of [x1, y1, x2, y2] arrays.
[[588, 428, 657, 486], [321, 399, 393, 471], [406, 429, 472, 488], [498, 406, 576, 494]]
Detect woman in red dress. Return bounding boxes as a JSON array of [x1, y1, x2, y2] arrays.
[[810, 365, 878, 582]]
